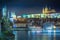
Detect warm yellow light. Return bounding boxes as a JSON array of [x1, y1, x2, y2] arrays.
[[13, 15, 16, 20], [54, 26, 56, 29], [51, 9, 56, 12], [15, 18, 17, 20], [18, 18, 26, 21]]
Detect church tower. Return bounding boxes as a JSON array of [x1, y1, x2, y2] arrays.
[[42, 7, 45, 13], [42, 6, 50, 14]]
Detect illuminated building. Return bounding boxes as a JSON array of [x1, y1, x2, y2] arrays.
[[14, 18, 27, 28], [18, 12, 60, 18], [11, 11, 16, 19], [17, 16, 21, 18], [42, 6, 56, 14], [11, 12, 16, 18], [2, 6, 7, 17], [9, 11, 17, 23], [16, 18, 27, 23]]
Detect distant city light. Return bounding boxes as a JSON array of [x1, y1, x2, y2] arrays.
[[27, 15, 30, 18], [9, 18, 14, 22], [11, 11, 16, 18], [20, 13, 60, 18], [31, 14, 34, 18], [17, 16, 21, 18], [23, 15, 27, 18]]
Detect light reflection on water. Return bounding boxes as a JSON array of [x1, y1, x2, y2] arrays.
[[13, 22, 60, 40], [13, 29, 60, 40]]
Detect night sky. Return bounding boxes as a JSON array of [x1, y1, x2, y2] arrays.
[[0, 0, 60, 15]]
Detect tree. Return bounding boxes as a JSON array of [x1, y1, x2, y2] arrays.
[[1, 16, 15, 40]]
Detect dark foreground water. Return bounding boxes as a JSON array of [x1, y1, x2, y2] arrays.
[[13, 29, 60, 40]]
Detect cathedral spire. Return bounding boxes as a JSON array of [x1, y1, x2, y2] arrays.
[[42, 7, 45, 13]]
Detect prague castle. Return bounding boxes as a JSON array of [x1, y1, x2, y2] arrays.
[[42, 6, 56, 14]]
